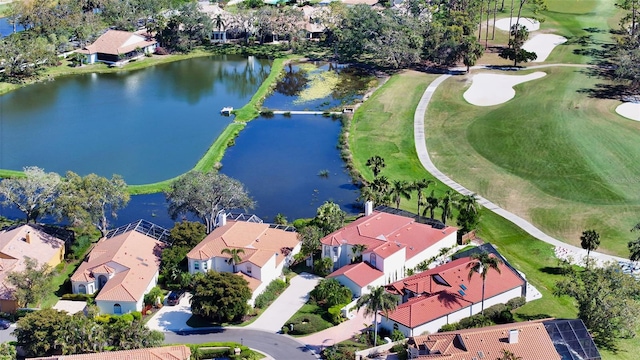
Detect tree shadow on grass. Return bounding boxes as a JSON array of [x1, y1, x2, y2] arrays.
[[539, 266, 568, 276]]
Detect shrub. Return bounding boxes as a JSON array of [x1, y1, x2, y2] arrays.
[[260, 109, 274, 117], [506, 296, 526, 310], [483, 303, 509, 322], [254, 279, 288, 309], [438, 323, 460, 332], [390, 344, 405, 353], [391, 329, 405, 341], [61, 293, 94, 302], [285, 314, 331, 335], [199, 348, 229, 358], [458, 314, 493, 329], [327, 304, 345, 325], [495, 309, 514, 324], [131, 311, 142, 321]]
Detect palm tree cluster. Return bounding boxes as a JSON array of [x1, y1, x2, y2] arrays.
[[356, 286, 398, 347], [359, 156, 481, 232]]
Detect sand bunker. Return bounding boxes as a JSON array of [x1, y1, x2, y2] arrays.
[[463, 72, 547, 106], [522, 34, 567, 62], [495, 17, 540, 32], [616, 102, 640, 121]]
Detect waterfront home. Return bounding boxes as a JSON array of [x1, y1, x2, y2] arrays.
[[321, 203, 457, 296], [0, 224, 66, 313], [29, 345, 191, 360], [70, 220, 169, 314], [77, 30, 157, 65], [381, 252, 526, 336], [186, 213, 300, 306]]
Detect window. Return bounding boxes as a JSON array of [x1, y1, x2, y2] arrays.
[[393, 323, 399, 330], [114, 303, 122, 314], [203, 261, 208, 270], [194, 262, 200, 270], [98, 275, 108, 290], [370, 253, 376, 267], [246, 265, 252, 274], [78, 284, 86, 294]]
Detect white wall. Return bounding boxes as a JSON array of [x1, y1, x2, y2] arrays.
[[404, 234, 457, 271], [259, 255, 278, 283], [380, 248, 407, 284], [332, 275, 365, 297], [97, 300, 139, 314]]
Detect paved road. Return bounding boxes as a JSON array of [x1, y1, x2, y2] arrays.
[[246, 272, 321, 332], [165, 328, 318, 360], [414, 69, 627, 266]]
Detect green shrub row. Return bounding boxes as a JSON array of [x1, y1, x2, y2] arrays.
[[254, 279, 288, 309], [438, 297, 526, 332], [60, 293, 95, 302]]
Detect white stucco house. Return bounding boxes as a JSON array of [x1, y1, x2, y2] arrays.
[[70, 220, 169, 314], [186, 215, 300, 306], [321, 203, 458, 293], [77, 29, 157, 65], [380, 253, 527, 337]]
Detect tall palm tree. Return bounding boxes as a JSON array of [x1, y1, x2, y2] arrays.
[[629, 224, 640, 266], [439, 190, 459, 225], [356, 286, 398, 347], [366, 156, 386, 178], [371, 176, 391, 205], [467, 251, 502, 314], [497, 349, 522, 360], [390, 180, 412, 209], [580, 229, 600, 269], [214, 14, 226, 32], [221, 248, 245, 273], [422, 190, 439, 219], [458, 193, 479, 215], [413, 179, 434, 217]]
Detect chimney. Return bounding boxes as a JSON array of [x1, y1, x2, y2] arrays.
[[364, 201, 373, 216], [508, 329, 519, 344], [25, 231, 31, 244], [217, 211, 227, 227]]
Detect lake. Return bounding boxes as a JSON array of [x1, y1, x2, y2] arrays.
[[0, 17, 25, 37]]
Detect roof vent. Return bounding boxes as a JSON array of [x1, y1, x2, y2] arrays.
[[508, 329, 519, 344], [478, 351, 485, 358]]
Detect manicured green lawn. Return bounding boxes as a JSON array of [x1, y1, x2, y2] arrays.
[[283, 303, 334, 336]]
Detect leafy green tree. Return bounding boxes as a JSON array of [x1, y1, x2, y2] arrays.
[[314, 257, 334, 276], [190, 271, 252, 322], [299, 225, 323, 264], [7, 257, 56, 308], [314, 201, 347, 235], [499, 24, 537, 66], [356, 286, 398, 347], [170, 221, 207, 248], [580, 230, 600, 268], [555, 265, 640, 350], [14, 308, 71, 357], [614, 33, 640, 89], [0, 166, 60, 223], [58, 313, 106, 355], [274, 213, 288, 225], [166, 171, 254, 234], [366, 155, 386, 177], [628, 223, 640, 264], [144, 286, 164, 307], [439, 190, 459, 225], [221, 248, 245, 272], [310, 278, 352, 308], [456, 194, 480, 234], [0, 342, 17, 360], [460, 36, 485, 72], [106, 317, 164, 350], [55, 172, 130, 237], [160, 245, 190, 283], [466, 251, 502, 314]]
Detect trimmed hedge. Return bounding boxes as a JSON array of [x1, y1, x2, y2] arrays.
[[284, 313, 332, 335], [61, 293, 95, 302], [254, 279, 288, 309]]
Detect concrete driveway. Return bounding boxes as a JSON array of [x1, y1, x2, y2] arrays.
[[298, 307, 374, 353], [146, 293, 193, 332], [246, 272, 321, 333]]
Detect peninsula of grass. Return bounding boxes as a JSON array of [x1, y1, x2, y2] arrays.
[[348, 70, 636, 359]]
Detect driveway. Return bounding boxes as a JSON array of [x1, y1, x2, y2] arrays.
[[246, 272, 321, 333], [146, 293, 193, 332], [298, 307, 374, 353]]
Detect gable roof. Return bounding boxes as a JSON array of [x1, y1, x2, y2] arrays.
[[327, 262, 384, 288], [186, 221, 299, 268], [384, 256, 525, 328], [321, 211, 456, 260], [407, 320, 562, 360], [0, 224, 65, 300], [28, 345, 191, 360], [81, 30, 156, 56], [71, 229, 164, 303]]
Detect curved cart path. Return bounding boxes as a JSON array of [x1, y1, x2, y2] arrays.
[[413, 67, 627, 266]]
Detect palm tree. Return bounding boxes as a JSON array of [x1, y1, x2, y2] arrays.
[[497, 349, 522, 360], [366, 156, 386, 178], [221, 248, 245, 272], [214, 14, 226, 32], [580, 229, 600, 269], [390, 180, 412, 209], [413, 179, 434, 217], [298, 225, 322, 264], [628, 224, 640, 266], [371, 176, 391, 205], [458, 193, 479, 215], [422, 190, 439, 219], [356, 286, 398, 347], [467, 251, 502, 314], [351, 244, 367, 263], [439, 190, 459, 225]]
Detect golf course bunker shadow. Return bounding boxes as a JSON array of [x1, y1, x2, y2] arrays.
[[463, 72, 547, 106]]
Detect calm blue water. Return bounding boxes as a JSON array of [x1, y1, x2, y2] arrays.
[[0, 55, 270, 184], [0, 17, 25, 36]]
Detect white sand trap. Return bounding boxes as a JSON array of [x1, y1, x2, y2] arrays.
[[616, 102, 640, 121], [522, 34, 567, 62], [495, 17, 540, 32], [463, 72, 547, 106]]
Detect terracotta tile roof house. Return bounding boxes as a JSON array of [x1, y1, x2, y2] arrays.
[[187, 215, 300, 306], [71, 221, 166, 314], [29, 345, 191, 360], [380, 254, 526, 337], [407, 320, 561, 360], [0, 224, 65, 313], [77, 30, 157, 65], [321, 205, 457, 296]]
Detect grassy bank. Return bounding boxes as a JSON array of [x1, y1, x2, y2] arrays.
[[348, 70, 635, 359]]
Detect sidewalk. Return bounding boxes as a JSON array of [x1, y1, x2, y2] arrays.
[[298, 308, 374, 353], [246, 272, 321, 333]]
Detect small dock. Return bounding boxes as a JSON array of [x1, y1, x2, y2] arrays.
[[272, 111, 342, 115], [221, 107, 233, 116]]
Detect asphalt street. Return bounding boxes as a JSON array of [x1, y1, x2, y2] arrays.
[[165, 328, 319, 360]]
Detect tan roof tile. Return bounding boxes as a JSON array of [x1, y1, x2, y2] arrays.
[[28, 345, 191, 360], [82, 30, 156, 55]]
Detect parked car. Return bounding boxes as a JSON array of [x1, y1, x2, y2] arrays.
[[167, 290, 186, 306], [0, 319, 11, 330]]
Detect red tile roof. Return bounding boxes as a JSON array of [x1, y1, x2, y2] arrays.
[[327, 262, 384, 288], [187, 221, 299, 268], [71, 230, 164, 303], [408, 320, 561, 360], [320, 211, 456, 260], [384, 256, 525, 328], [28, 345, 191, 360], [79, 30, 156, 55]]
